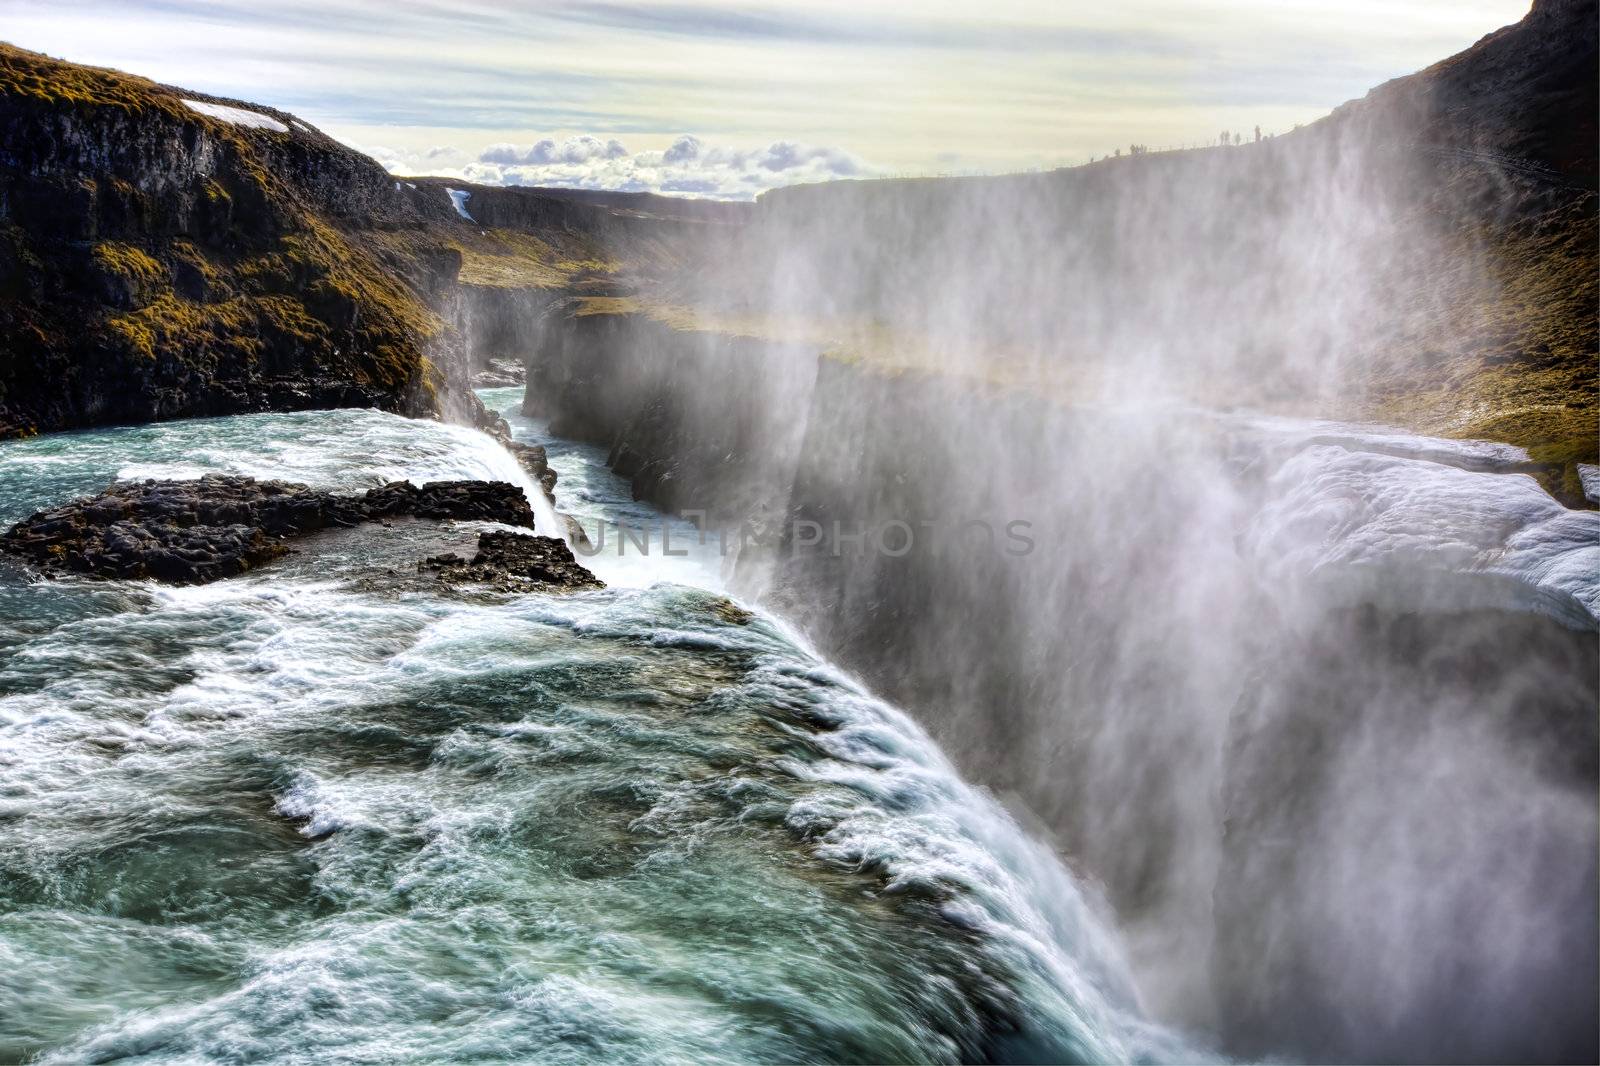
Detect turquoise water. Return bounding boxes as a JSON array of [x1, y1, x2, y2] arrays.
[[0, 401, 1196, 1064], [476, 387, 728, 592]]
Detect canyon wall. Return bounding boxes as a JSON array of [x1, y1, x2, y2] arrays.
[[0, 44, 482, 437]]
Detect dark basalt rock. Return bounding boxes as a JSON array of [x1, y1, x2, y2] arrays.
[[0, 474, 539, 583], [358, 479, 535, 525], [420, 530, 602, 591], [507, 441, 558, 502]]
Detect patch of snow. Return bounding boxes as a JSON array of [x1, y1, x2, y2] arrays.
[[405, 182, 418, 190], [445, 187, 475, 221], [181, 99, 288, 133]]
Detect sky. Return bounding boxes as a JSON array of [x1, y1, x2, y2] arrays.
[[1, 0, 1532, 198]]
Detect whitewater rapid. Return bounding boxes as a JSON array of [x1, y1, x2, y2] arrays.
[[0, 400, 1196, 1064], [1228, 413, 1600, 630]]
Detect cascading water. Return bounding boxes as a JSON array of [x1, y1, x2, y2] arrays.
[[0, 401, 1204, 1064]]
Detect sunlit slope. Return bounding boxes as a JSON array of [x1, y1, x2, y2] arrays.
[[0, 43, 465, 437]]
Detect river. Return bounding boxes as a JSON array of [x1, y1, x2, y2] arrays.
[[0, 392, 1200, 1064]]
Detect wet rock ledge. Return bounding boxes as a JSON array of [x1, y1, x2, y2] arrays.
[[0, 474, 600, 589], [421, 530, 601, 591]]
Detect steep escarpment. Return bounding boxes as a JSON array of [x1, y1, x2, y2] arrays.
[[0, 40, 744, 441], [521, 308, 813, 522], [380, 177, 745, 389], [1341, 0, 1598, 498], [593, 0, 1596, 501], [0, 43, 472, 438]]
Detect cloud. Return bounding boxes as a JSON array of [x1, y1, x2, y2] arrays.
[[661, 134, 701, 165], [478, 136, 630, 166], [376, 133, 876, 200], [538, 1, 1194, 56]]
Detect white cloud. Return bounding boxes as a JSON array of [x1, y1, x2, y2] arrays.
[[478, 136, 630, 166], [662, 134, 703, 165], [374, 133, 876, 200]]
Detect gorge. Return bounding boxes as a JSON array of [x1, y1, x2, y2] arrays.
[[1, 2, 1596, 1063]]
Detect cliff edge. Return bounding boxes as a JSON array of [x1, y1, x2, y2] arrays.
[[0, 43, 468, 438]]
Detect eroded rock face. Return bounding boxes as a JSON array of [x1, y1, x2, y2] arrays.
[[0, 474, 541, 583], [420, 530, 602, 591], [507, 441, 558, 502], [0, 43, 466, 440], [472, 357, 526, 389]]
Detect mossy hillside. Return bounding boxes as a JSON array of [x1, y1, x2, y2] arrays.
[[0, 41, 193, 120], [0, 42, 460, 438], [89, 240, 164, 307], [1, 216, 451, 435], [441, 228, 619, 290], [1368, 195, 1597, 504]]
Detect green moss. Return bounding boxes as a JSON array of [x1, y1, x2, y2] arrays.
[[104, 294, 254, 361], [91, 241, 162, 286], [1464, 405, 1597, 505], [167, 239, 223, 294], [421, 228, 617, 289], [0, 42, 189, 119], [253, 294, 327, 348]]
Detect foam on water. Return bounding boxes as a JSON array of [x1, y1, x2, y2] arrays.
[[0, 405, 1195, 1064], [1239, 426, 1600, 629], [0, 406, 562, 537]]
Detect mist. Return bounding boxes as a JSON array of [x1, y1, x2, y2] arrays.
[[508, 3, 1599, 1059], [1, 0, 1592, 1060]]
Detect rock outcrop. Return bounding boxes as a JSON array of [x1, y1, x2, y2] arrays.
[[0, 474, 561, 583], [507, 441, 559, 502], [420, 529, 602, 591]]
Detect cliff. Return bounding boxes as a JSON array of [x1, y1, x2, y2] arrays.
[[695, 0, 1596, 500], [0, 43, 472, 437], [8, 0, 1587, 471]]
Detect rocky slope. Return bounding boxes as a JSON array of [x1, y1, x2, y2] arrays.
[[0, 43, 466, 437]]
